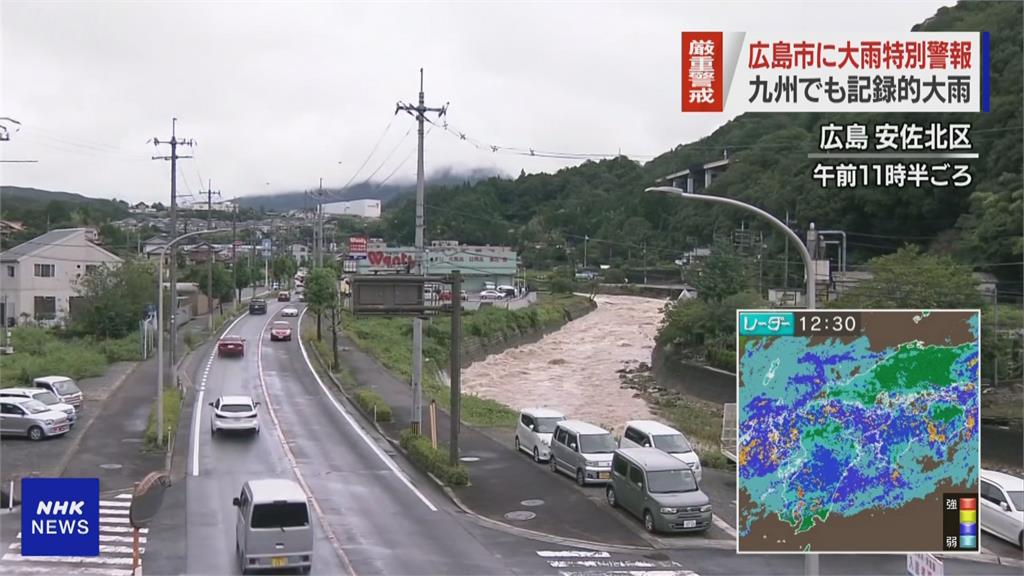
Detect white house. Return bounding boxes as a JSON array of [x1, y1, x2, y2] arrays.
[[291, 244, 310, 264], [0, 228, 123, 326]]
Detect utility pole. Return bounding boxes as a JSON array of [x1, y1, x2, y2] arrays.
[[318, 178, 325, 268], [396, 68, 447, 435], [232, 204, 239, 304], [151, 118, 194, 372], [203, 180, 221, 330], [584, 235, 589, 270], [783, 210, 793, 290], [449, 270, 462, 465]]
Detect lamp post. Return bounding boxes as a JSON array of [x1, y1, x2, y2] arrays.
[[645, 187, 815, 310]]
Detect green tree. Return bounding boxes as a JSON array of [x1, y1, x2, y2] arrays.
[[834, 246, 984, 309], [271, 255, 298, 285], [304, 268, 338, 341], [685, 238, 751, 303], [73, 260, 156, 339]]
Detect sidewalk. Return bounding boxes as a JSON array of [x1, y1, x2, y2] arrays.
[[327, 325, 652, 547]]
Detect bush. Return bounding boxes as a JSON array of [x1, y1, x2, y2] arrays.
[[399, 429, 469, 486], [145, 387, 182, 449], [354, 389, 393, 422], [183, 331, 202, 351], [96, 334, 142, 362], [547, 275, 574, 294]]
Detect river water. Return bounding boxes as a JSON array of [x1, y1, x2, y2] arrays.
[[462, 294, 668, 434]]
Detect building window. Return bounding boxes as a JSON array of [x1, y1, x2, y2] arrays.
[[6, 265, 13, 277], [34, 263, 55, 277], [33, 296, 57, 320]]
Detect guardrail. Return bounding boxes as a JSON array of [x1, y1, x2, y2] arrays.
[[722, 402, 737, 463]]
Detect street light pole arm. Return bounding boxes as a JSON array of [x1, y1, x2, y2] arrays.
[[645, 186, 816, 309]]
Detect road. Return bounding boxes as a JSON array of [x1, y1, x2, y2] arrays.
[[183, 301, 532, 575]]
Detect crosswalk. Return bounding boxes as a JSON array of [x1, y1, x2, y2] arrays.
[[1, 492, 147, 576], [536, 549, 700, 576]]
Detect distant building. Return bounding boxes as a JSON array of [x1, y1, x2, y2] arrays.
[[322, 199, 381, 219], [129, 202, 157, 214], [353, 240, 518, 292], [0, 220, 26, 242], [0, 228, 123, 326], [656, 157, 731, 194], [291, 244, 310, 263], [189, 200, 236, 212]]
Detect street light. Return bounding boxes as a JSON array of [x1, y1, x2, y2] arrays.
[[645, 186, 815, 310]]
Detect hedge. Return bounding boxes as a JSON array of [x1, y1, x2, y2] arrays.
[[354, 389, 392, 422], [399, 429, 469, 486]]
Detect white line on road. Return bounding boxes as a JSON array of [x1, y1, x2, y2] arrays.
[[256, 313, 357, 576], [98, 501, 131, 508], [0, 564, 135, 576], [296, 306, 438, 512], [98, 534, 147, 544], [190, 310, 250, 476], [8, 543, 143, 555], [98, 508, 129, 516], [548, 560, 657, 568], [537, 551, 612, 558], [113, 494, 132, 500], [558, 571, 698, 576], [1, 553, 135, 566], [711, 513, 737, 538]]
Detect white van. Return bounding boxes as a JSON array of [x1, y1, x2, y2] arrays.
[[619, 420, 702, 482], [549, 420, 616, 485], [33, 376, 83, 410], [515, 408, 565, 462], [234, 479, 313, 574]]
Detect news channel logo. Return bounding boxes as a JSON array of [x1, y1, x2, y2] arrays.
[[21, 478, 100, 556]]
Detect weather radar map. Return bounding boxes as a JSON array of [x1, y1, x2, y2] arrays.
[[737, 310, 980, 553]]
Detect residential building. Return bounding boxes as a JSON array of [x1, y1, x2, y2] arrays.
[[291, 244, 310, 264], [0, 220, 26, 242], [322, 199, 382, 219], [352, 240, 519, 292], [0, 228, 123, 326]]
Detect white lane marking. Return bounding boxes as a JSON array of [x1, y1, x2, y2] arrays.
[[98, 501, 131, 508], [711, 513, 737, 538], [96, 517, 131, 524], [99, 508, 129, 516], [537, 551, 611, 558], [255, 314, 357, 576], [558, 572, 698, 576], [548, 560, 657, 568], [190, 310, 250, 476], [113, 494, 132, 500], [1, 553, 135, 566], [296, 306, 438, 512], [8, 543, 143, 555], [99, 534, 147, 544], [0, 565, 134, 576]]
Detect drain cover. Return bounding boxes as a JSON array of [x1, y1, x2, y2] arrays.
[[521, 499, 545, 507], [504, 510, 536, 521], [99, 464, 123, 470], [459, 456, 480, 462]]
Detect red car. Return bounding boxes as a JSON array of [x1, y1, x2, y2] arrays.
[[269, 321, 292, 342], [217, 335, 246, 357]]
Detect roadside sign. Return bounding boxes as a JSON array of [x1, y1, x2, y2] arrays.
[[907, 553, 943, 576], [129, 472, 170, 528], [350, 274, 439, 315]]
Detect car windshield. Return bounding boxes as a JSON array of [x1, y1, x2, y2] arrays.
[[52, 380, 80, 395], [647, 469, 699, 494], [250, 502, 309, 528], [33, 391, 61, 405], [23, 399, 52, 414], [653, 434, 693, 453], [579, 433, 616, 453], [219, 403, 252, 413], [534, 417, 563, 434], [1008, 490, 1023, 511]]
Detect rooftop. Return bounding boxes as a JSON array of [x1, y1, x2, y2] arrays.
[[616, 447, 691, 471], [247, 478, 307, 503]]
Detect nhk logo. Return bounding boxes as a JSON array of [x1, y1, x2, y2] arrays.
[[21, 478, 99, 556]]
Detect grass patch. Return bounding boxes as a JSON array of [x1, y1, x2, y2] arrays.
[[353, 389, 392, 422], [652, 396, 734, 469], [423, 369, 518, 429], [400, 429, 469, 486], [145, 387, 182, 450], [183, 331, 202, 351], [0, 327, 140, 387]]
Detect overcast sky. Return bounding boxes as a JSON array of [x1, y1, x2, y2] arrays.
[[2, 1, 952, 204]]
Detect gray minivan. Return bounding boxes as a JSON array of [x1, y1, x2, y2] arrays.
[[549, 420, 616, 485], [233, 479, 313, 574], [607, 448, 712, 533]]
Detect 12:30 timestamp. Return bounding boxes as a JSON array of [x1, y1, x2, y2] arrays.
[[794, 312, 861, 335]]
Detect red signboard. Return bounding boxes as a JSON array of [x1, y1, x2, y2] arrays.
[[681, 31, 724, 112], [349, 235, 368, 255]]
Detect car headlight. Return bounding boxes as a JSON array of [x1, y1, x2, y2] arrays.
[[659, 507, 678, 514], [585, 461, 603, 467], [700, 504, 713, 512]]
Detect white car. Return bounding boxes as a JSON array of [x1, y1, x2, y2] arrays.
[[281, 307, 299, 317], [515, 408, 565, 462], [980, 469, 1023, 548], [0, 388, 77, 426], [619, 420, 702, 483], [209, 395, 260, 435], [479, 289, 504, 300]]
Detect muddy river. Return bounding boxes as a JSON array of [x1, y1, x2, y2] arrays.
[[462, 294, 668, 434]]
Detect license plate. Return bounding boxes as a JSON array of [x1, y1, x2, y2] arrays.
[[599, 472, 610, 480], [683, 520, 696, 528], [271, 557, 286, 567]]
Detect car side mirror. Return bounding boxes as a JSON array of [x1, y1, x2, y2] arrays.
[[208, 402, 215, 408], [1000, 501, 1010, 512], [232, 497, 240, 507], [255, 402, 261, 407]]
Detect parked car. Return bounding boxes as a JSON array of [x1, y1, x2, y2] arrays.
[[234, 479, 313, 573], [0, 397, 71, 440], [549, 420, 616, 485], [278, 291, 291, 302], [607, 448, 712, 534], [249, 299, 268, 315], [0, 388, 76, 426], [619, 420, 701, 482], [515, 408, 566, 462], [272, 282, 280, 290], [980, 469, 1023, 548], [218, 335, 246, 357], [281, 307, 299, 318], [210, 395, 260, 435], [479, 289, 504, 300], [270, 321, 293, 342], [33, 375, 83, 410]]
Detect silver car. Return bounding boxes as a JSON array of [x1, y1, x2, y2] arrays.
[[210, 395, 261, 435], [0, 388, 77, 426], [549, 420, 616, 485], [0, 397, 71, 440]]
